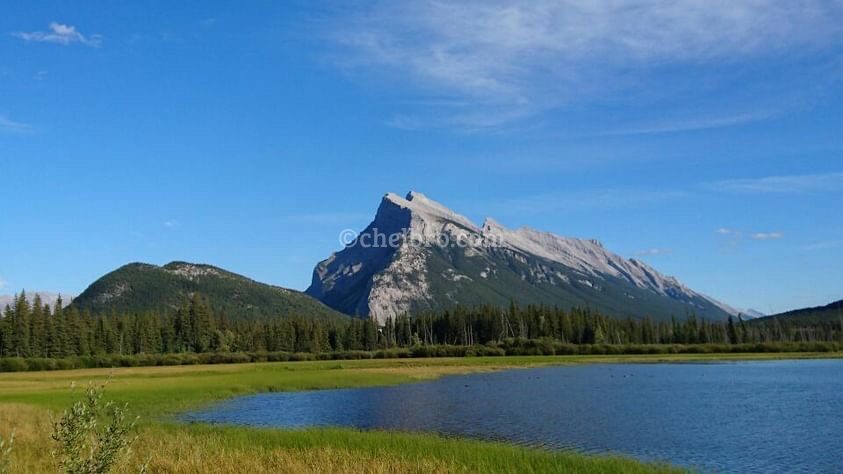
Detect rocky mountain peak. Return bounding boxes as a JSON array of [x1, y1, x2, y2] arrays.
[[378, 191, 479, 241], [481, 217, 505, 234], [163, 261, 226, 281], [307, 191, 736, 323]]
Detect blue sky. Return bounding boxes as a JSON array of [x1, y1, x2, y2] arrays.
[[1, 1, 841, 314]]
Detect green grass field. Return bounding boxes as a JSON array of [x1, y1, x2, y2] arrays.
[[2, 352, 838, 472]]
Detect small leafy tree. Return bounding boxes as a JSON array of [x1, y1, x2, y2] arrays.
[[51, 382, 138, 474], [593, 324, 606, 345], [0, 428, 14, 474]]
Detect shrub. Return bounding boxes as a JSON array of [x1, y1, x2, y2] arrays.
[[0, 358, 28, 372], [51, 382, 138, 474], [288, 352, 314, 362], [1, 340, 841, 373], [266, 351, 292, 362]]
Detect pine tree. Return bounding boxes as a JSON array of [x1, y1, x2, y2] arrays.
[[11, 292, 32, 357], [47, 298, 60, 357], [727, 316, 738, 344], [189, 294, 214, 353]]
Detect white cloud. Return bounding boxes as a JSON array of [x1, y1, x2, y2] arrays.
[[327, 0, 843, 129], [11, 22, 102, 47], [714, 228, 744, 251], [0, 115, 34, 134], [634, 248, 672, 257], [163, 220, 179, 228], [33, 70, 48, 81], [710, 172, 843, 193], [717, 227, 783, 242], [751, 232, 783, 241]]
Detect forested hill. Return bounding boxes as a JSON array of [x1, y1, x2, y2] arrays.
[[756, 299, 843, 325], [70, 261, 347, 320]]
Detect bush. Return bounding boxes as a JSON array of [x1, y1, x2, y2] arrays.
[[51, 382, 138, 474], [199, 352, 251, 365], [0, 358, 27, 372], [266, 352, 292, 362], [0, 340, 840, 373], [288, 352, 314, 362]]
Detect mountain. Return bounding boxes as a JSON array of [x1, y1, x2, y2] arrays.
[[307, 191, 734, 323], [755, 299, 843, 325], [72, 261, 346, 320], [741, 308, 766, 319], [0, 292, 71, 310]]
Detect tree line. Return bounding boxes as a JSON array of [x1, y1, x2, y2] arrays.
[[1, 291, 841, 359]]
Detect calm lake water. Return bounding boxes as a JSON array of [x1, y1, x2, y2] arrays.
[[183, 360, 843, 473]]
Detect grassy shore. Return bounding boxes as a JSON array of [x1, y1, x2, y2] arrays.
[[1, 352, 838, 472]]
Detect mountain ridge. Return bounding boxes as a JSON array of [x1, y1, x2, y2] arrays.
[[71, 261, 346, 320], [307, 191, 734, 323], [755, 299, 843, 325]]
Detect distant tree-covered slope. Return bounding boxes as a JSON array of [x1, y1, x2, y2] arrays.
[[756, 299, 843, 325], [71, 261, 348, 320]]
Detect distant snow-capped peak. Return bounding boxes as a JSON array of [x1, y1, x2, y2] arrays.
[[0, 291, 71, 309]]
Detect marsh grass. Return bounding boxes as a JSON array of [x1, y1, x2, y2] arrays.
[[0, 427, 13, 474], [133, 424, 680, 473], [2, 406, 677, 473]]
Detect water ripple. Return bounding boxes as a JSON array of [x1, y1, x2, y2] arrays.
[[183, 360, 843, 473]]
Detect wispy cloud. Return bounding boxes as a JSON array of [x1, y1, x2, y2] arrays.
[[598, 112, 775, 136], [715, 227, 784, 242], [0, 115, 34, 134], [325, 0, 843, 130], [717, 227, 784, 244], [33, 70, 48, 81], [714, 228, 744, 251], [11, 22, 102, 47], [0, 276, 6, 290], [634, 248, 672, 257], [751, 232, 784, 241], [163, 220, 179, 229], [386, 115, 425, 131], [385, 107, 535, 133], [709, 172, 843, 193], [803, 239, 843, 251]]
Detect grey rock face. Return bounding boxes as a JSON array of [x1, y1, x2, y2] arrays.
[[307, 192, 734, 323]]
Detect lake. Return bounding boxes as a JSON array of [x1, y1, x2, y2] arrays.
[[183, 360, 843, 473]]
